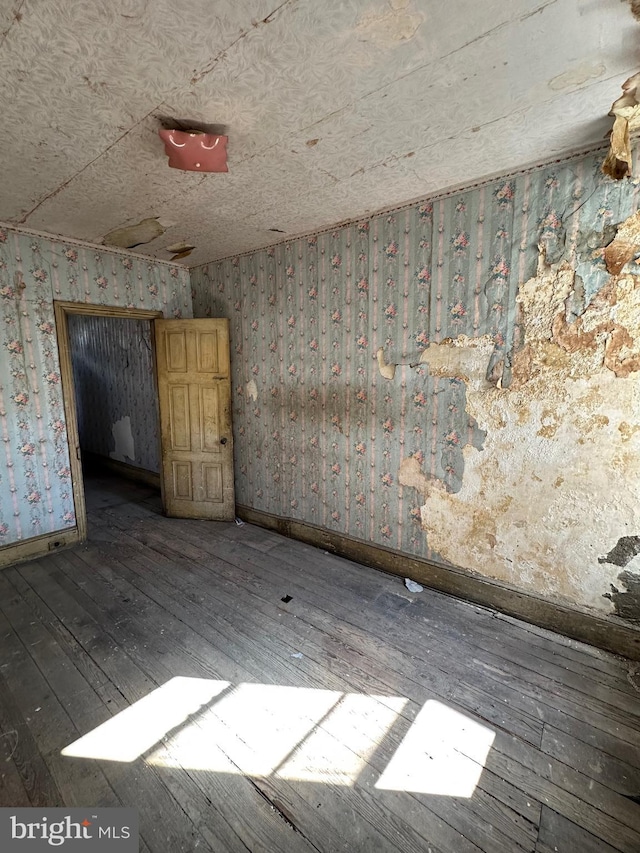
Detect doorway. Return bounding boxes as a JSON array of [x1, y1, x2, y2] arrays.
[[54, 302, 164, 541]]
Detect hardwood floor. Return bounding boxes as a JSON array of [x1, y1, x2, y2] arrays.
[[1, 471, 639, 852]]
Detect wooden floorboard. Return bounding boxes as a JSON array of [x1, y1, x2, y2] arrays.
[[89, 503, 640, 851], [77, 526, 538, 853], [107, 504, 640, 761], [0, 471, 638, 853]]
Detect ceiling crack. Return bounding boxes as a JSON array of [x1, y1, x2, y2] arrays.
[[17, 3, 298, 225], [519, 0, 558, 22], [231, 1, 554, 171], [19, 103, 170, 224], [189, 0, 296, 85]]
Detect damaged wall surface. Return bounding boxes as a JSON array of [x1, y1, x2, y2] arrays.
[[191, 144, 640, 620], [0, 226, 191, 547], [67, 315, 160, 473]]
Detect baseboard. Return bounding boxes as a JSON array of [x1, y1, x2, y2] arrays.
[[236, 504, 640, 661], [83, 452, 161, 489], [0, 528, 80, 569]]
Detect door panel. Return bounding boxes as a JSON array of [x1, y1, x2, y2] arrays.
[[172, 461, 193, 500], [169, 385, 191, 449], [203, 463, 224, 501], [155, 318, 234, 520], [199, 386, 220, 452], [166, 330, 188, 371], [197, 331, 220, 372]]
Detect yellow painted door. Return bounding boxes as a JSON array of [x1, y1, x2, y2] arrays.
[[154, 318, 234, 520]]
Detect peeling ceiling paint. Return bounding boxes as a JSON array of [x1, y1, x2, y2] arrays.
[[0, 0, 637, 266], [103, 217, 165, 249]]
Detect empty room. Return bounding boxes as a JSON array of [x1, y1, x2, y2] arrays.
[[1, 2, 639, 851]]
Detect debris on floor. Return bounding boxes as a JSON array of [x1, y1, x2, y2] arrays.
[[235, 517, 245, 526], [404, 578, 424, 593], [290, 652, 303, 659], [281, 595, 293, 603]]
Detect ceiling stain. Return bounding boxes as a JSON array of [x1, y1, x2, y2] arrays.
[[548, 62, 605, 91], [0, 0, 635, 267], [356, 0, 424, 48], [103, 217, 165, 249]]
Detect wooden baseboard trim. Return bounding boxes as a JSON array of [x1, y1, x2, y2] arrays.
[[236, 504, 640, 661], [0, 528, 80, 569], [83, 452, 161, 490]]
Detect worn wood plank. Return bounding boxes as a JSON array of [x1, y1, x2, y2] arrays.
[[195, 532, 640, 747], [72, 531, 540, 853], [110, 505, 640, 765], [62, 520, 536, 849], [541, 724, 640, 799], [89, 514, 544, 776], [0, 670, 64, 808], [26, 554, 408, 853], [217, 518, 635, 686], [14, 560, 320, 853], [535, 805, 622, 853], [3, 473, 640, 853], [59, 540, 497, 853], [92, 502, 635, 843], [103, 522, 640, 848], [0, 727, 32, 808], [97, 510, 545, 745], [0, 570, 220, 852], [255, 535, 640, 717]]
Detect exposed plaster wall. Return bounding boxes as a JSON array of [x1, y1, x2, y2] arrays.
[[419, 251, 640, 614], [190, 145, 640, 622]]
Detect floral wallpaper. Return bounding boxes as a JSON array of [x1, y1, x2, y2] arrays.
[[68, 315, 160, 473], [0, 226, 190, 547], [190, 145, 640, 563], [3, 144, 639, 564]]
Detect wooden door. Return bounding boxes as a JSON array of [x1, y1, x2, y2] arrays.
[[154, 318, 234, 520]]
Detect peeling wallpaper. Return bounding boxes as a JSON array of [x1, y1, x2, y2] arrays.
[[191, 146, 640, 617], [68, 315, 160, 474], [0, 227, 190, 546]]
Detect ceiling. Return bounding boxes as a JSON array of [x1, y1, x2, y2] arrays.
[[0, 0, 637, 267]]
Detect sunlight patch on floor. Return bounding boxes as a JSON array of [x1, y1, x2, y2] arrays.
[[61, 677, 494, 796], [61, 677, 230, 762], [374, 699, 496, 797]]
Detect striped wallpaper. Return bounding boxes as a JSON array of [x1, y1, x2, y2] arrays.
[[0, 228, 190, 546], [190, 145, 640, 565]]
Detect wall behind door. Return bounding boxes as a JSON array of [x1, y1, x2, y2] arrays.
[[68, 315, 160, 473], [0, 225, 192, 548]]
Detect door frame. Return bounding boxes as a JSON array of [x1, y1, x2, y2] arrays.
[[54, 301, 164, 542]]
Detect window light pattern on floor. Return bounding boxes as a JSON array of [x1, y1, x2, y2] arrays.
[[62, 677, 495, 797]]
